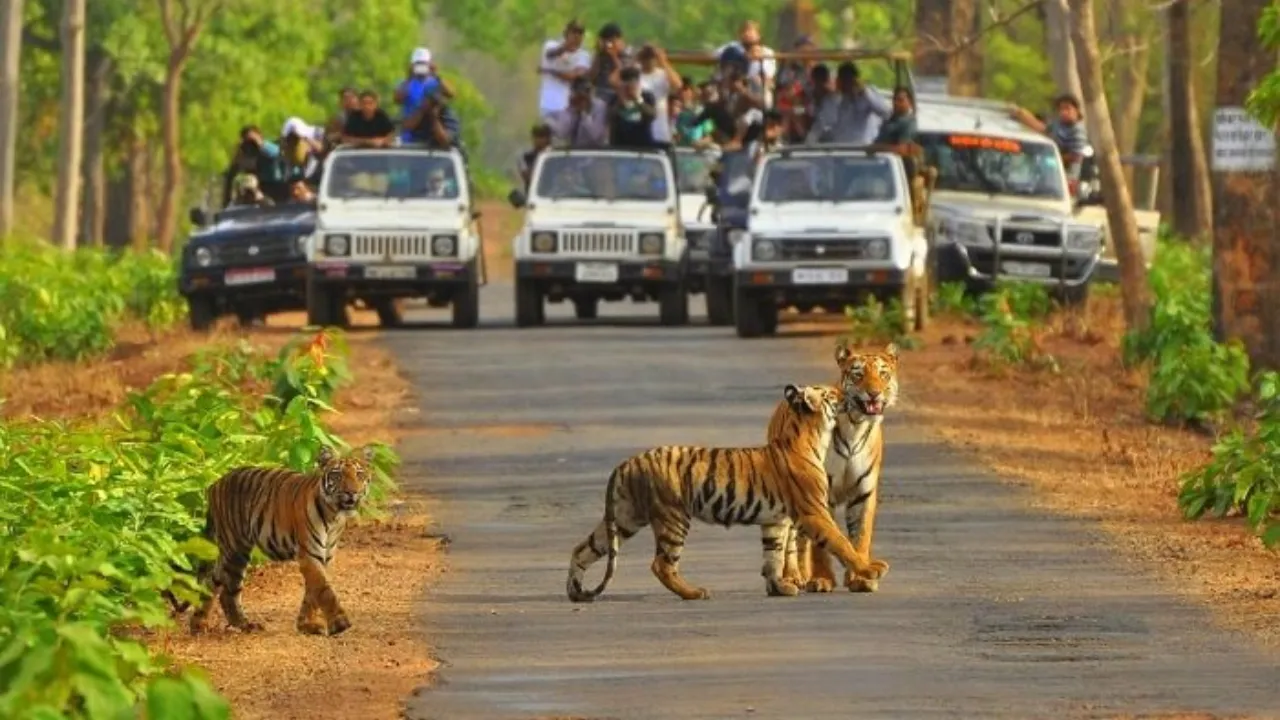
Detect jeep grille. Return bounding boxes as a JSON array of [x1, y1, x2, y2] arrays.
[[778, 237, 882, 262], [219, 235, 298, 266], [999, 227, 1062, 248], [560, 230, 636, 255], [354, 233, 433, 258]]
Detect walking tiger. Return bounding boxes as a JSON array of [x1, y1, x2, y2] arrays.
[[166, 445, 376, 635], [566, 383, 883, 602]]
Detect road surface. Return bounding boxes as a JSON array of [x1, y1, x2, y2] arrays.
[[382, 284, 1280, 720]]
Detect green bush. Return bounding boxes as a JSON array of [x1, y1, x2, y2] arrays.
[[843, 296, 920, 349], [1122, 239, 1250, 426], [0, 241, 186, 369], [0, 328, 398, 718], [971, 283, 1058, 372]]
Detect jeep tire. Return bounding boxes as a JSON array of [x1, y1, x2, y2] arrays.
[[306, 275, 348, 328], [515, 278, 544, 327], [705, 275, 733, 326], [573, 297, 598, 320], [374, 299, 404, 328], [658, 283, 689, 326], [452, 269, 481, 329], [187, 295, 216, 332], [734, 285, 777, 338]]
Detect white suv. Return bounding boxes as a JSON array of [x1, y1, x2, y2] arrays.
[[508, 147, 688, 326], [307, 144, 484, 328], [732, 146, 929, 338]]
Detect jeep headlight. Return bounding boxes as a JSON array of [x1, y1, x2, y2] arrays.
[[326, 234, 350, 256], [752, 238, 778, 261], [727, 228, 747, 245], [639, 233, 664, 255], [432, 234, 457, 256], [194, 246, 213, 267], [939, 219, 992, 247], [865, 237, 890, 260], [1066, 228, 1103, 251], [531, 231, 557, 253]]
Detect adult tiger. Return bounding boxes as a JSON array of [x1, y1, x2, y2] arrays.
[[167, 445, 375, 636], [566, 383, 882, 603], [783, 342, 898, 594]]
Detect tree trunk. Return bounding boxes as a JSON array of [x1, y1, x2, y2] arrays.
[[0, 0, 25, 241], [1112, 35, 1150, 192], [1042, 0, 1082, 100], [773, 0, 817, 50], [128, 131, 150, 251], [913, 0, 950, 93], [1067, 0, 1150, 332], [155, 52, 187, 253], [1210, 0, 1280, 369], [51, 0, 86, 251], [1167, 0, 1213, 240], [81, 53, 113, 248], [948, 0, 982, 97]]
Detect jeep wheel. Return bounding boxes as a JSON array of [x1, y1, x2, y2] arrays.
[[573, 297, 598, 320], [734, 286, 768, 338], [658, 283, 689, 326], [187, 296, 216, 332], [452, 271, 481, 329], [705, 276, 733, 326], [374, 299, 404, 328], [306, 275, 347, 328], [515, 278, 544, 327], [1055, 283, 1090, 308]]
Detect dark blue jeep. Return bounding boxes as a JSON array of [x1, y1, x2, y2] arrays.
[[701, 149, 755, 326]]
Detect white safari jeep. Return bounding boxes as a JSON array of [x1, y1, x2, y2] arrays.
[[307, 144, 485, 328], [914, 95, 1153, 301], [732, 145, 929, 339], [507, 147, 688, 326]]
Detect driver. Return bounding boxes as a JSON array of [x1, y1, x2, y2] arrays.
[[424, 167, 453, 198]]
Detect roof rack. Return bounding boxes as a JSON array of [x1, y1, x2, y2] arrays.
[[775, 143, 885, 157], [913, 93, 1015, 114], [665, 47, 912, 64], [329, 142, 460, 153]]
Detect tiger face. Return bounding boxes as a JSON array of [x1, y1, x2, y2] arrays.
[[316, 445, 376, 513], [783, 383, 848, 423], [834, 342, 899, 416]]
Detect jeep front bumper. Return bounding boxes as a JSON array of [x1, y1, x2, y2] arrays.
[[307, 259, 477, 295], [516, 258, 683, 288], [936, 243, 1099, 288]]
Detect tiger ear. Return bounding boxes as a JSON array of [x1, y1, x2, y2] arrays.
[[801, 388, 825, 414], [783, 384, 802, 410], [884, 342, 899, 360], [317, 445, 337, 466], [834, 341, 853, 366]]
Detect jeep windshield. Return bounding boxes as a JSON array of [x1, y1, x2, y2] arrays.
[[674, 150, 716, 194], [535, 155, 671, 202], [918, 132, 1066, 200], [756, 155, 898, 203], [324, 152, 461, 200]]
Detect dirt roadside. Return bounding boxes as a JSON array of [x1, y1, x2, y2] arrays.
[[817, 294, 1280, 649], [2, 310, 442, 720]]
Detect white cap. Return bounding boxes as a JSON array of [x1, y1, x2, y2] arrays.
[[281, 117, 322, 140], [410, 47, 432, 65]]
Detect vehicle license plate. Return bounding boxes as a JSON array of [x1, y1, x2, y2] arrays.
[[223, 267, 275, 286], [1002, 261, 1052, 278], [365, 265, 417, 280], [575, 262, 619, 283], [791, 268, 849, 284]]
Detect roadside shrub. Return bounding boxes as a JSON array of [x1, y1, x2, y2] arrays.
[[843, 296, 920, 349], [0, 241, 186, 368], [0, 328, 398, 718], [971, 283, 1058, 372], [1122, 238, 1250, 427], [1179, 370, 1280, 547], [930, 281, 975, 317]]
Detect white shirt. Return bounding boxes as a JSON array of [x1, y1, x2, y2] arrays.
[[716, 41, 778, 106], [538, 39, 591, 116], [639, 69, 673, 143]]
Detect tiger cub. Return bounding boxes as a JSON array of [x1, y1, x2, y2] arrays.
[[783, 342, 898, 593], [566, 384, 882, 602], [171, 445, 375, 636]]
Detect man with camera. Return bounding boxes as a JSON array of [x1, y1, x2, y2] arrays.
[[341, 90, 398, 149], [402, 87, 463, 152], [546, 77, 609, 148], [805, 61, 891, 145], [587, 22, 633, 104], [539, 21, 592, 119], [220, 124, 287, 207]]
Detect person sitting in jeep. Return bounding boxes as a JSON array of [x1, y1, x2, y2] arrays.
[[229, 173, 274, 208], [221, 125, 287, 207], [1009, 94, 1090, 179]]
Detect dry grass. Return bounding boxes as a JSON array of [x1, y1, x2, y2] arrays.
[[2, 309, 441, 720], [824, 292, 1280, 648]]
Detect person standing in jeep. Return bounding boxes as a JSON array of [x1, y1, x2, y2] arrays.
[[1009, 94, 1090, 180], [609, 66, 658, 149], [588, 22, 632, 104], [539, 20, 592, 118], [221, 125, 287, 207]]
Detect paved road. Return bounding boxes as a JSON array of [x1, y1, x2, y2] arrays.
[[384, 284, 1280, 720]]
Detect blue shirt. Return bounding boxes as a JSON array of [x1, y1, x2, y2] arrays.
[[399, 75, 441, 141]]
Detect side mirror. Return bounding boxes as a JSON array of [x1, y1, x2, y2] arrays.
[[470, 209, 483, 221], [508, 189, 528, 209], [188, 207, 208, 227]]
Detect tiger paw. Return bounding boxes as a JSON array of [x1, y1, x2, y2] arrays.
[[806, 578, 836, 593], [297, 619, 327, 635], [845, 560, 890, 585], [234, 620, 265, 633], [327, 615, 353, 636], [765, 579, 801, 597], [846, 576, 879, 593]]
